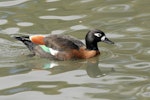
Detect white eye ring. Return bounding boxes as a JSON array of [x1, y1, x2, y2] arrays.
[[101, 36, 106, 41], [94, 33, 101, 37]]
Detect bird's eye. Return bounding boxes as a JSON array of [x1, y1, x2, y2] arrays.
[[94, 33, 101, 37]]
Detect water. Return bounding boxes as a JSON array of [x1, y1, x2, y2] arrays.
[[0, 0, 150, 100]]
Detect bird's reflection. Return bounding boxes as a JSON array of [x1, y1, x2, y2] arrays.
[[86, 57, 104, 78], [85, 57, 114, 78], [0, 57, 115, 95], [0, 56, 115, 78], [30, 56, 115, 78]]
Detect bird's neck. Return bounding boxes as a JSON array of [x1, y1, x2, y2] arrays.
[[86, 41, 99, 50]]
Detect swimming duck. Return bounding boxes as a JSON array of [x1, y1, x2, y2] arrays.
[[15, 29, 114, 60]]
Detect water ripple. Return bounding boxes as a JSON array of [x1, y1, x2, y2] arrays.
[[39, 15, 86, 21], [0, 0, 29, 7], [141, 48, 150, 55], [17, 22, 34, 27], [80, 0, 94, 3], [126, 27, 145, 32], [70, 25, 88, 30], [125, 62, 150, 69], [106, 17, 133, 24], [106, 33, 125, 38], [100, 47, 114, 61], [47, 8, 57, 11], [117, 42, 141, 50], [51, 30, 66, 35], [93, 4, 132, 13], [99, 75, 147, 85], [137, 84, 150, 98], [1, 27, 20, 34], [0, 19, 8, 25], [46, 0, 60, 3]]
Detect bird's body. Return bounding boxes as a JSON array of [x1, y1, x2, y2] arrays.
[[15, 29, 114, 60]]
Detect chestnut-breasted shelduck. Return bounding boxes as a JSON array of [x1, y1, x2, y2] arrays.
[[15, 29, 114, 60]]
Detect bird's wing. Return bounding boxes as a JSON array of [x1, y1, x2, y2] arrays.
[[44, 34, 85, 51]]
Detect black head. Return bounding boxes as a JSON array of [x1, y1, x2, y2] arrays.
[[85, 29, 114, 50]]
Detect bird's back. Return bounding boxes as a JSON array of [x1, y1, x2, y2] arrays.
[[44, 34, 85, 51]]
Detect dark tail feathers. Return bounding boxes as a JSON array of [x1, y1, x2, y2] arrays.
[[14, 36, 36, 51]]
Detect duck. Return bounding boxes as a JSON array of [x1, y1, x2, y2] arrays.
[[15, 29, 114, 60]]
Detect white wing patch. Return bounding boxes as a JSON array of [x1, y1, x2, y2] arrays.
[[49, 48, 59, 56], [40, 45, 59, 56]]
